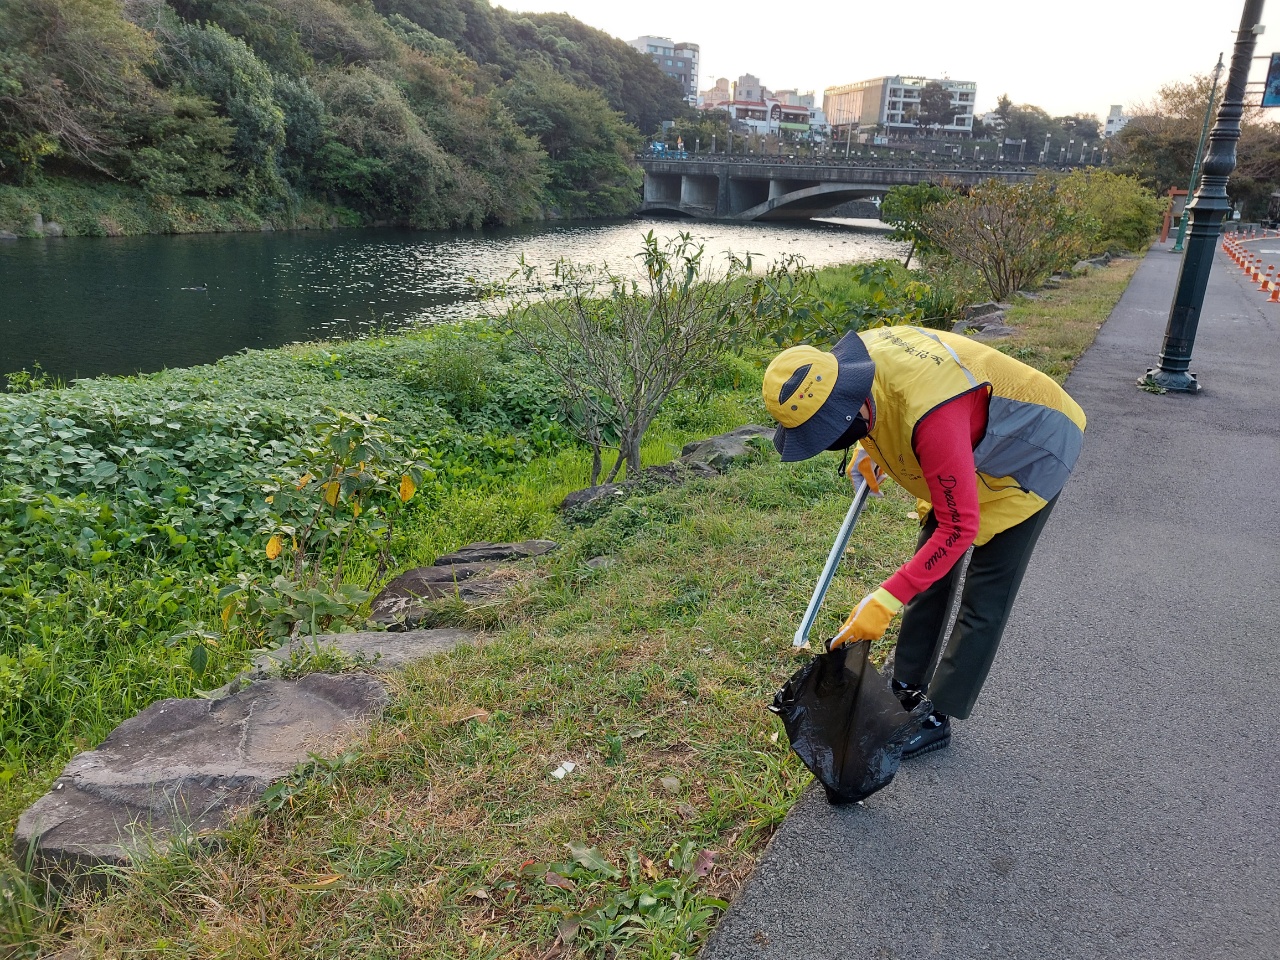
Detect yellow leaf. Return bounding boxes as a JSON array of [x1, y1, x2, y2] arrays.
[[265, 495, 274, 504], [221, 604, 233, 627], [296, 472, 314, 489], [399, 475, 417, 502], [352, 502, 361, 518], [323, 482, 340, 506], [266, 535, 282, 560]]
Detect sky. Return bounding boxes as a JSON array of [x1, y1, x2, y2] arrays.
[[499, 0, 1276, 119]]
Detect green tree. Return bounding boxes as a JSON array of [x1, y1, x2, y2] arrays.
[[173, 21, 286, 191], [880, 181, 959, 267], [917, 81, 957, 132], [312, 67, 478, 227], [917, 177, 1087, 300], [1056, 114, 1101, 140], [1112, 73, 1280, 218], [500, 64, 641, 217], [119, 92, 236, 195], [0, 0, 158, 180]]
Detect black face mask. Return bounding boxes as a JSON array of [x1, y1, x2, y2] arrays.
[[826, 415, 869, 452]]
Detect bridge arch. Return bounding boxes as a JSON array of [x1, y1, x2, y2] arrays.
[[735, 182, 885, 221]]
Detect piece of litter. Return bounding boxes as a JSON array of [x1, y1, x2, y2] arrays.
[[906, 511, 919, 520], [551, 761, 577, 779]]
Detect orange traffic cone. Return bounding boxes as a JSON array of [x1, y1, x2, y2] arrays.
[[1259, 266, 1274, 291], [1269, 282, 1280, 303]]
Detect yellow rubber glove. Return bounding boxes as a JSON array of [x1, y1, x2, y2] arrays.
[[830, 587, 904, 648], [850, 448, 884, 497]]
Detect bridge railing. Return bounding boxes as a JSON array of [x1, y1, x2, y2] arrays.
[[635, 153, 1104, 174]]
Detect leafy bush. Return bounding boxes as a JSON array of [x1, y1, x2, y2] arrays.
[[757, 259, 969, 349], [1056, 168, 1165, 254], [916, 177, 1087, 301]]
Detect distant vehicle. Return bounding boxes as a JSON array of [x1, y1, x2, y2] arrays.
[[647, 142, 689, 159]]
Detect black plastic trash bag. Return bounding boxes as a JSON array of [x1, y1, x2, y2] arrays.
[[771, 639, 931, 805]]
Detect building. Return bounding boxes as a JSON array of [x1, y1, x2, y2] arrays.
[[733, 73, 768, 102], [1103, 105, 1130, 138], [628, 36, 700, 103], [773, 89, 818, 109], [701, 77, 732, 108], [724, 97, 823, 139], [823, 76, 977, 139]]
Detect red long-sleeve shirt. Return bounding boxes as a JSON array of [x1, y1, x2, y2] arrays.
[[881, 390, 987, 606]]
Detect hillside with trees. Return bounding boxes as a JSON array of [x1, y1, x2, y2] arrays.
[[0, 0, 685, 233]]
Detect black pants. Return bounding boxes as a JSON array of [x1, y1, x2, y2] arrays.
[[892, 496, 1059, 720]]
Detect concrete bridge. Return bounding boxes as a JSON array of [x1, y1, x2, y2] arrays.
[[638, 156, 1048, 222]]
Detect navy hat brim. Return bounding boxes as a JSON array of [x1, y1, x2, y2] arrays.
[[772, 332, 875, 462]]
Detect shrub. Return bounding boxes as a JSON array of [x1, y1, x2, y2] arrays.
[[1056, 168, 1165, 254], [917, 177, 1087, 301]]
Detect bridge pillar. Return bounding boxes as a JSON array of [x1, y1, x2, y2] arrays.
[[680, 173, 719, 211], [643, 172, 681, 204]]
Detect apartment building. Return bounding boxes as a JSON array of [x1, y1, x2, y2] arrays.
[[823, 76, 977, 138], [1103, 105, 1131, 138], [628, 36, 700, 102]]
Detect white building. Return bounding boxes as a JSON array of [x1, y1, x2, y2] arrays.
[[628, 36, 700, 103], [823, 75, 977, 139], [1103, 105, 1130, 138]]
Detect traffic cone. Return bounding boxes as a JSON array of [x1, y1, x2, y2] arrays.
[[1269, 282, 1280, 303], [1259, 266, 1274, 291]]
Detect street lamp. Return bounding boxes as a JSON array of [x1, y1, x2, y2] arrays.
[[1173, 52, 1226, 254], [1144, 1, 1263, 393]]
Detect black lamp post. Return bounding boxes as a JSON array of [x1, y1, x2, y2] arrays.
[[1143, 0, 1265, 393]]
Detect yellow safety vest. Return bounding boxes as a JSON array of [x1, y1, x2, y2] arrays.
[[858, 326, 1087, 545]]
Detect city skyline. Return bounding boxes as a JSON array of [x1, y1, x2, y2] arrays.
[[500, 0, 1276, 120]]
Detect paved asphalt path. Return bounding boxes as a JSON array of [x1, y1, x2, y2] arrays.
[[702, 242, 1280, 960]]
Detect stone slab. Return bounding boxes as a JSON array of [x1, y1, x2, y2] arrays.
[[680, 424, 773, 470], [14, 673, 387, 882], [253, 628, 477, 673], [432, 540, 558, 565]]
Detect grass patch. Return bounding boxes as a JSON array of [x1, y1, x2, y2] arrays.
[[0, 178, 347, 238], [993, 257, 1143, 382], [2, 258, 1140, 957]]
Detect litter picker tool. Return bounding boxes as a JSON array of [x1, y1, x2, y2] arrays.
[[792, 479, 872, 648]]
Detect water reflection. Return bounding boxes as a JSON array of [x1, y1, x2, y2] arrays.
[[0, 216, 899, 382]]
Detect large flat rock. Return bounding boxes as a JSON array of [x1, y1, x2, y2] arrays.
[[253, 628, 477, 673], [432, 540, 557, 565], [14, 673, 387, 883]]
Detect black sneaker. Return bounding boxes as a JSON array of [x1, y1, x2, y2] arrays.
[[902, 711, 951, 759]]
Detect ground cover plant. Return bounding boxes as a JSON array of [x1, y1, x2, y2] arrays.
[[2, 252, 1141, 956]]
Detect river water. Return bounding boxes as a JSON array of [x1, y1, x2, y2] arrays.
[[0, 216, 900, 383]]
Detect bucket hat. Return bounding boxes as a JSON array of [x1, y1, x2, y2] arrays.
[[763, 332, 876, 462]]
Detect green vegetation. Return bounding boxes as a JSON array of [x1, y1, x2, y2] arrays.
[[0, 251, 1142, 958], [0, 0, 685, 234], [1111, 72, 1280, 219], [879, 170, 1161, 302]]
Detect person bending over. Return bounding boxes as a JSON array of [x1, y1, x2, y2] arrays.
[[763, 325, 1086, 758]]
